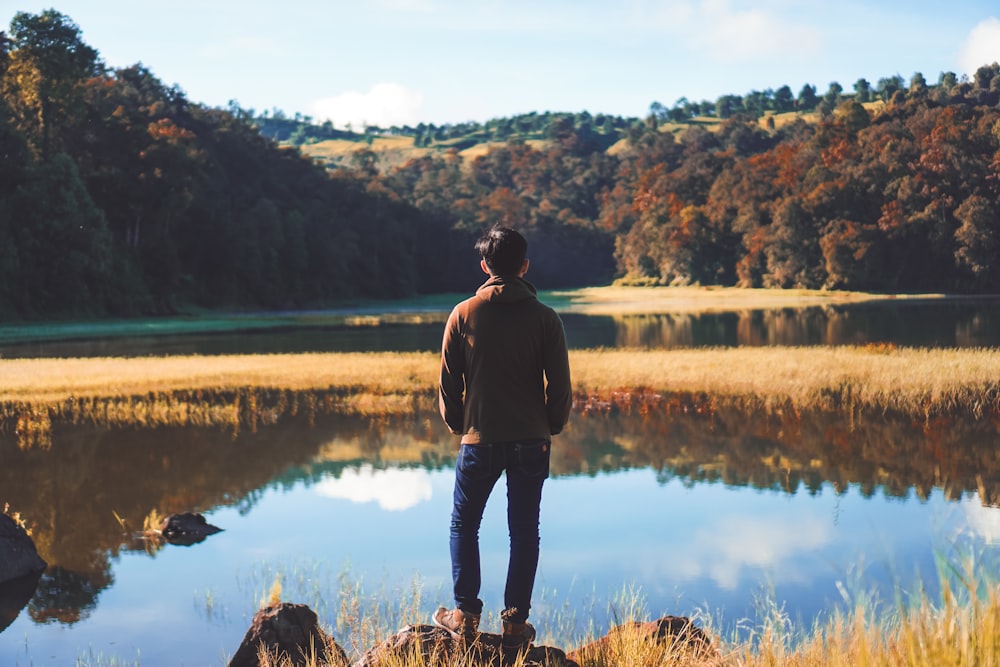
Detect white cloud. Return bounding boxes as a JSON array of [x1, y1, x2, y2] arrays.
[[311, 83, 424, 130], [670, 511, 832, 590], [314, 464, 433, 511], [962, 498, 1000, 544], [959, 17, 1000, 76]]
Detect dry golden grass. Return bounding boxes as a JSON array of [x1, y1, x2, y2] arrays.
[[3, 345, 999, 420], [569, 346, 1000, 418], [3, 345, 999, 450], [458, 138, 550, 162], [0, 352, 435, 402], [244, 572, 1000, 667]]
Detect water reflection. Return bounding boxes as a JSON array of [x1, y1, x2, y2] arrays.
[[2, 403, 1000, 631], [2, 300, 1000, 358], [314, 465, 434, 511], [594, 300, 1000, 349]]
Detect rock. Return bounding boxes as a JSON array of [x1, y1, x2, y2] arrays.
[[229, 602, 348, 667], [353, 624, 577, 667], [0, 513, 47, 585], [566, 615, 715, 663], [159, 512, 223, 546], [0, 570, 43, 634]]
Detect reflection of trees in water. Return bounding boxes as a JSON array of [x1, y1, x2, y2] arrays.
[[2, 400, 999, 624], [563, 404, 1000, 506], [610, 303, 1000, 349], [28, 566, 105, 625]]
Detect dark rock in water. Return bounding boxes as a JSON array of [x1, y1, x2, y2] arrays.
[[353, 624, 577, 667], [229, 602, 348, 667], [0, 570, 43, 635], [0, 513, 47, 585], [566, 615, 715, 663], [159, 512, 223, 546]]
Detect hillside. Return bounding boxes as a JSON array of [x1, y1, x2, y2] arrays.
[[276, 103, 884, 171]]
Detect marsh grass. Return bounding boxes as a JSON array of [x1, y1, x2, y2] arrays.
[[3, 346, 1000, 449]]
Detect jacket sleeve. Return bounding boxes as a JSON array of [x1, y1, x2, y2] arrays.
[[544, 312, 572, 435], [438, 308, 466, 435]]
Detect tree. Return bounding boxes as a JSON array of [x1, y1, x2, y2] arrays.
[[796, 84, 818, 110], [822, 82, 844, 110], [774, 85, 795, 112], [954, 194, 999, 290], [853, 78, 872, 103], [2, 10, 102, 158], [715, 94, 743, 119], [876, 75, 905, 102], [8, 153, 114, 315]]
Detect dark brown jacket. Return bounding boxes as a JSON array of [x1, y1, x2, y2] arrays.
[[439, 275, 571, 445]]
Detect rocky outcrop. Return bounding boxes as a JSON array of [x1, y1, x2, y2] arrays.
[[230, 604, 713, 667], [229, 602, 348, 667], [0, 512, 46, 635], [353, 624, 576, 667], [159, 512, 223, 546], [0, 513, 47, 585], [0, 570, 44, 634]]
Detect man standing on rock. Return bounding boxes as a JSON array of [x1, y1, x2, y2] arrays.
[[433, 224, 572, 651]]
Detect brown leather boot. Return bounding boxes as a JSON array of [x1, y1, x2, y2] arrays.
[[501, 608, 536, 650], [432, 606, 480, 639]]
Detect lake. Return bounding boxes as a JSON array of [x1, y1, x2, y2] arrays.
[[2, 298, 1000, 665]]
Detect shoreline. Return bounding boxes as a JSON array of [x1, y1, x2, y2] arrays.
[[3, 285, 996, 346]]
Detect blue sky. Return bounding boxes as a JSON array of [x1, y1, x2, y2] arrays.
[[7, 1, 1000, 128]]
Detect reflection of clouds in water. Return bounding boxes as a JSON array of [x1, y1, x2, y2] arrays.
[[673, 512, 832, 590], [314, 465, 433, 511], [961, 498, 1000, 544]]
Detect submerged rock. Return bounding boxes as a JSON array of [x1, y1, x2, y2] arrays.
[[0, 513, 47, 585], [159, 512, 223, 546], [229, 602, 348, 667], [353, 624, 576, 667]]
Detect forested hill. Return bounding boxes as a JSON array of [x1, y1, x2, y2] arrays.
[[2, 9, 1000, 321]]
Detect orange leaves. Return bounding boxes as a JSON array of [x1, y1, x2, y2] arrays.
[[877, 200, 904, 233], [146, 118, 194, 142]]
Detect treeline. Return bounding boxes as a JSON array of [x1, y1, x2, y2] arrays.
[[0, 10, 490, 319], [255, 108, 631, 151], [4, 10, 1000, 321], [374, 71, 1000, 293]]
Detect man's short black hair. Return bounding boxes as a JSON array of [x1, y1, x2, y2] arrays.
[[476, 224, 527, 276]]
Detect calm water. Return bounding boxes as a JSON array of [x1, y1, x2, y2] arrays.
[[2, 298, 1000, 358], [2, 301, 1000, 665]]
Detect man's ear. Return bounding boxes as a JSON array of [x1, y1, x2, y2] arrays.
[[519, 259, 530, 277], [481, 259, 491, 275]]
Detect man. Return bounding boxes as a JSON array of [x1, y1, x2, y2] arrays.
[[433, 225, 572, 650]]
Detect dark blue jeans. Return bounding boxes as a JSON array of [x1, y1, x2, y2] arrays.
[[450, 438, 550, 624]]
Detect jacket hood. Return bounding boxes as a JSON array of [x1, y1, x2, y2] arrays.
[[475, 275, 538, 304]]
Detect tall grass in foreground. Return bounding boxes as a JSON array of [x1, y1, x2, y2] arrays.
[[241, 564, 1000, 667]]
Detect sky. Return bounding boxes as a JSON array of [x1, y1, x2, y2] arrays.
[[7, 1, 1000, 129]]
